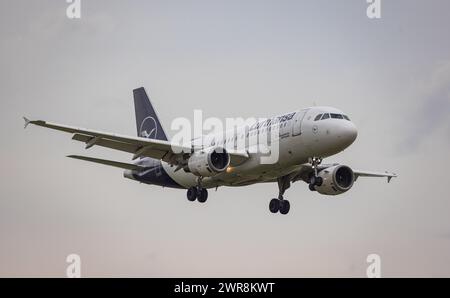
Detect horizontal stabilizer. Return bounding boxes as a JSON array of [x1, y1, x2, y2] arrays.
[[23, 117, 31, 129], [67, 155, 148, 171]]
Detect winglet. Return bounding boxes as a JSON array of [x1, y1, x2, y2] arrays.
[[387, 172, 397, 183], [23, 117, 31, 129]]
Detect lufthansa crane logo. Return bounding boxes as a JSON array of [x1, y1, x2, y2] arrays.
[[139, 116, 158, 139]]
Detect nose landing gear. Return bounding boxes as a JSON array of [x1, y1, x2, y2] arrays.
[[308, 157, 323, 191]]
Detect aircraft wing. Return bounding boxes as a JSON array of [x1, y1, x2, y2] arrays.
[[291, 164, 397, 183], [24, 117, 249, 166], [353, 170, 397, 183]]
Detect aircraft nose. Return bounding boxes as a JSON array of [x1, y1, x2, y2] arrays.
[[338, 121, 358, 147]]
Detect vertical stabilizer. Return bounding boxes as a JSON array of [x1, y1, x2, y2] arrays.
[[133, 87, 168, 141]]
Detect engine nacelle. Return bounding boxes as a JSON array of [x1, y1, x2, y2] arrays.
[[187, 147, 230, 177], [315, 165, 355, 195]]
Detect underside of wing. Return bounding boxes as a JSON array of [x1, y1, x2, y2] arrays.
[[353, 170, 397, 182], [67, 155, 149, 171]]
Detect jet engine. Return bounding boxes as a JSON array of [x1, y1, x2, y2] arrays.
[[314, 165, 355, 195], [187, 147, 230, 177]]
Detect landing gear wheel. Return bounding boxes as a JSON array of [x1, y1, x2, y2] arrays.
[[269, 175, 293, 215], [197, 188, 208, 203], [269, 199, 280, 213], [315, 176, 323, 186], [279, 200, 290, 215], [308, 157, 323, 191], [187, 187, 198, 201], [310, 176, 323, 187], [309, 170, 323, 192]]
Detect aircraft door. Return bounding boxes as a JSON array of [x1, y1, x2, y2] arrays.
[[292, 109, 308, 136]]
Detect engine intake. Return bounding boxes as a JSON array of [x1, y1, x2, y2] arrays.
[[315, 165, 355, 195], [187, 147, 230, 177]]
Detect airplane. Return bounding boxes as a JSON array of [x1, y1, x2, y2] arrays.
[[24, 87, 397, 215]]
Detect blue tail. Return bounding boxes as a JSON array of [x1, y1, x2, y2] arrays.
[[133, 87, 168, 141]]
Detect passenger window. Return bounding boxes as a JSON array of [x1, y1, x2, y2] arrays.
[[314, 114, 322, 121], [330, 113, 343, 119], [321, 113, 330, 120]]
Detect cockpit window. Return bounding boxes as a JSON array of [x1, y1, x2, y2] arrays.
[[317, 113, 350, 121], [330, 113, 343, 119]]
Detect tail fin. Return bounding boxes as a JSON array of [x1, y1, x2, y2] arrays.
[[133, 87, 168, 141]]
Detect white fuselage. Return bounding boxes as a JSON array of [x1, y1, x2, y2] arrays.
[[160, 106, 357, 189]]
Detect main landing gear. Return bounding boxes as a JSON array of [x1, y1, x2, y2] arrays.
[[187, 187, 208, 203], [186, 177, 208, 203], [308, 157, 323, 191], [269, 176, 291, 215], [269, 157, 324, 215]]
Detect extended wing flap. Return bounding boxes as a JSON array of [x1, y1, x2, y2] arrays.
[[72, 134, 138, 152]]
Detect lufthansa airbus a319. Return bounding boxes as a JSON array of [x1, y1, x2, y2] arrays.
[[24, 87, 396, 215]]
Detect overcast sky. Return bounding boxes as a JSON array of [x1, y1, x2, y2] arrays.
[[1, 0, 449, 277]]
